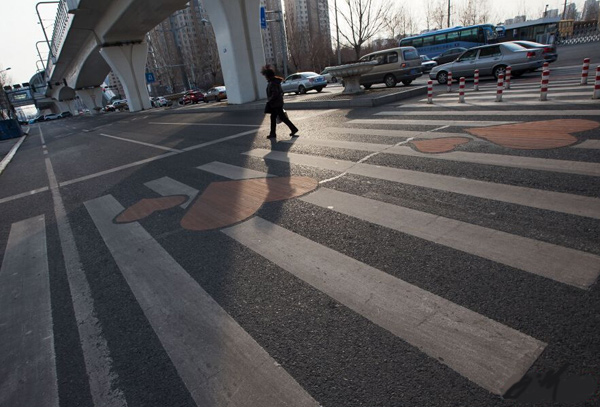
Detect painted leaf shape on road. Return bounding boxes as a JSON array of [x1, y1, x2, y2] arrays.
[[410, 137, 472, 153], [466, 119, 599, 150]]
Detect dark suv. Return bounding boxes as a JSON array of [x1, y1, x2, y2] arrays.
[[182, 90, 205, 104], [433, 47, 468, 65]]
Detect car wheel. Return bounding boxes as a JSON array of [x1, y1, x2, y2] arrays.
[[436, 71, 448, 85], [316, 87, 323, 93], [331, 77, 337, 83], [384, 74, 397, 88], [493, 65, 506, 80], [299, 85, 306, 94], [363, 84, 372, 89], [402, 80, 413, 86]]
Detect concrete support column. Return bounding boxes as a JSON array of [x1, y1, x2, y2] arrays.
[[99, 42, 151, 112], [76, 87, 104, 115], [204, 0, 266, 104]]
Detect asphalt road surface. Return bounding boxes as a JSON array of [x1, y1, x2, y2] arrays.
[[1, 45, 599, 407]]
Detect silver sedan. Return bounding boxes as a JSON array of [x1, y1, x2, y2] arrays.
[[429, 42, 545, 84], [281, 72, 328, 94]]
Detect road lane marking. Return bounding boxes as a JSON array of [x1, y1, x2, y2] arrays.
[[99, 133, 182, 152], [197, 162, 276, 179], [41, 128, 128, 407], [144, 177, 199, 208], [222, 216, 546, 395], [243, 149, 600, 219], [85, 195, 319, 407], [0, 215, 58, 407], [279, 138, 600, 177], [0, 135, 26, 176], [348, 119, 518, 127], [324, 127, 477, 139], [58, 129, 258, 187], [149, 122, 262, 127], [375, 110, 600, 116], [302, 188, 600, 289], [0, 187, 50, 205]]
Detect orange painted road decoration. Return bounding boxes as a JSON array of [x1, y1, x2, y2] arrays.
[[115, 176, 318, 231], [410, 137, 472, 153], [116, 196, 187, 223], [467, 119, 599, 150]]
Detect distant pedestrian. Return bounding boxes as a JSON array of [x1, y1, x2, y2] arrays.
[[261, 65, 298, 139]]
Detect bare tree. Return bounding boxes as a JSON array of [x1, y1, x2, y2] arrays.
[[457, 0, 493, 26], [337, 0, 394, 60], [383, 4, 417, 40], [429, 0, 447, 30]]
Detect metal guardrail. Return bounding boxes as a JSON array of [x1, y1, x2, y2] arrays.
[[557, 33, 600, 45], [50, 0, 72, 62]]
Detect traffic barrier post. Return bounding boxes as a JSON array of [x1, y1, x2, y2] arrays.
[[447, 72, 452, 93], [581, 58, 590, 85], [459, 77, 465, 103], [540, 68, 550, 101], [496, 73, 504, 102], [474, 69, 479, 91], [593, 66, 600, 99], [427, 80, 433, 104], [505, 66, 512, 89]]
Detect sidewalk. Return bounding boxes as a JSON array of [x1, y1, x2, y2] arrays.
[[158, 83, 427, 113]]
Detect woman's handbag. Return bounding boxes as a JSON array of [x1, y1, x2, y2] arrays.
[[264, 103, 273, 114], [276, 109, 287, 124]]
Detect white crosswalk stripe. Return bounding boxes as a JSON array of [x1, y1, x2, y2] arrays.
[[278, 138, 600, 177], [84, 195, 320, 407], [0, 216, 58, 407], [243, 149, 600, 219]]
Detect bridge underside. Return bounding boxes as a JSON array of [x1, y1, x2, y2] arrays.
[[43, 0, 267, 113]]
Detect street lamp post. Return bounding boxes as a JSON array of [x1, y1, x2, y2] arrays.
[[36, 1, 60, 63], [265, 10, 288, 78], [0, 67, 11, 74], [544, 4, 549, 18], [335, 0, 341, 65], [36, 41, 48, 72]]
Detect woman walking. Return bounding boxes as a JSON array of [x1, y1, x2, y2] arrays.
[[261, 65, 298, 139]]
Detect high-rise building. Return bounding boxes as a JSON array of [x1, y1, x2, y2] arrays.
[[582, 0, 600, 21], [284, 0, 332, 71]]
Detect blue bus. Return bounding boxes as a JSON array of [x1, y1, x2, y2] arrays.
[[399, 24, 498, 58]]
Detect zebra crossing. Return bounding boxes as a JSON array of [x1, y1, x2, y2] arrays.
[[2, 97, 599, 406]]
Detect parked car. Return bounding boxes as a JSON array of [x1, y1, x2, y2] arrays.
[[357, 46, 422, 88], [182, 90, 205, 104], [59, 111, 73, 118], [281, 72, 327, 94], [432, 47, 468, 65], [320, 68, 338, 83], [112, 99, 128, 111], [429, 42, 545, 84], [29, 115, 45, 124], [510, 40, 558, 63], [43, 113, 62, 121], [420, 55, 437, 73], [153, 96, 170, 107], [204, 86, 227, 102]]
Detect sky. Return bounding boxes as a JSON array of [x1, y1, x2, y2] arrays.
[[0, 0, 587, 85]]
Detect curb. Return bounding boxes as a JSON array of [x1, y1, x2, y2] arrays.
[[153, 86, 428, 113], [0, 135, 27, 176]]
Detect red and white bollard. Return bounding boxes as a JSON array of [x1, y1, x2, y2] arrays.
[[459, 77, 465, 103], [496, 73, 504, 102], [540, 68, 550, 101], [427, 80, 433, 104], [581, 58, 591, 85], [447, 72, 452, 92], [474, 69, 479, 91], [593, 66, 600, 99], [543, 62, 549, 71], [505, 66, 512, 89]]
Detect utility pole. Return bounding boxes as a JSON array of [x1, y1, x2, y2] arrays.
[[168, 14, 190, 91], [266, 10, 288, 78], [447, 0, 451, 28], [562, 0, 567, 19]]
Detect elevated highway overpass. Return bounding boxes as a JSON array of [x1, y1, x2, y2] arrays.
[[38, 0, 266, 113]]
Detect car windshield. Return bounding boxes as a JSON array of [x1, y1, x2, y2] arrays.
[[503, 43, 527, 51]]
